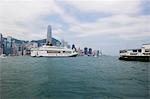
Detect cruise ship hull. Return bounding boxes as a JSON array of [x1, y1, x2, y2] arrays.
[[31, 53, 78, 58]]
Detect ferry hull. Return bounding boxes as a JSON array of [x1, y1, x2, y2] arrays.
[[119, 56, 150, 62]]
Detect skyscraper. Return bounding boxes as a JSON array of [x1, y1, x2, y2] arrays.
[[88, 48, 92, 55], [84, 47, 88, 55], [0, 33, 3, 55], [6, 36, 12, 55], [12, 40, 17, 56], [46, 25, 52, 44]]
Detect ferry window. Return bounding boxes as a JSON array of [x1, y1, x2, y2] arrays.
[[120, 50, 127, 53], [62, 51, 71, 53], [145, 49, 150, 52], [138, 49, 141, 52], [143, 53, 150, 55], [133, 50, 137, 52]]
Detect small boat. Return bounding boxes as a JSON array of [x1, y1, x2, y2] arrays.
[[0, 54, 7, 58]]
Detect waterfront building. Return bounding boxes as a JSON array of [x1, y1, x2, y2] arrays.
[[77, 47, 84, 56], [46, 25, 52, 44], [32, 42, 38, 48], [67, 44, 71, 49], [88, 48, 92, 56], [17, 44, 23, 56], [6, 36, 12, 55], [0, 33, 3, 55], [92, 50, 101, 57], [3, 39, 7, 55], [0, 33, 2, 48], [72, 44, 76, 51], [97, 50, 100, 56], [61, 39, 68, 47], [84, 47, 88, 55], [12, 40, 17, 56]]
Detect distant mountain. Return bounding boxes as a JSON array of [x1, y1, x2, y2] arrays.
[[3, 37, 25, 44], [12, 38, 27, 44], [4, 37, 61, 46]]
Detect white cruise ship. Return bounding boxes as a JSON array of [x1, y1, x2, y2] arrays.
[[31, 45, 78, 57]]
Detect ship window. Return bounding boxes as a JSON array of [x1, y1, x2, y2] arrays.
[[130, 53, 137, 55], [145, 49, 150, 52], [47, 50, 60, 53], [143, 53, 150, 55], [62, 51, 71, 53], [133, 50, 137, 52], [120, 50, 127, 53], [138, 49, 141, 52]]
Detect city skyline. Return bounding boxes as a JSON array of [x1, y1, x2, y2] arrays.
[[0, 0, 150, 55]]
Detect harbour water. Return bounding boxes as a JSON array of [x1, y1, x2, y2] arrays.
[[0, 56, 149, 99]]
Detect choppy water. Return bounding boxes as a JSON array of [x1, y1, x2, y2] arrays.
[[0, 56, 149, 99]]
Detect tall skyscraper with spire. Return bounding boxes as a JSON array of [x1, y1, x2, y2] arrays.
[[46, 25, 52, 44]]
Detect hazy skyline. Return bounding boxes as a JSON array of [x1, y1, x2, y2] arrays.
[[0, 0, 150, 55]]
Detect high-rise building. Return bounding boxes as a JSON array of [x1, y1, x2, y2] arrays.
[[61, 39, 69, 48], [12, 40, 17, 55], [84, 47, 88, 55], [3, 39, 7, 55], [6, 36, 12, 55], [0, 33, 2, 47], [88, 48, 92, 55], [46, 25, 52, 44], [0, 33, 3, 55], [72, 44, 76, 51]]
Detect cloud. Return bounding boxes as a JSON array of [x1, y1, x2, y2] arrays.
[[0, 0, 63, 40], [68, 14, 150, 39], [64, 0, 141, 15], [60, 0, 150, 40]]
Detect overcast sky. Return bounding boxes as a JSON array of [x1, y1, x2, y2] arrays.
[[0, 0, 150, 55]]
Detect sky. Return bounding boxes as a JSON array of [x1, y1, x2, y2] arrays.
[[0, 0, 150, 55]]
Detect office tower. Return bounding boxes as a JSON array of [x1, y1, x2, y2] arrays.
[[6, 36, 12, 55], [72, 44, 76, 51], [77, 47, 83, 56], [84, 47, 88, 55], [18, 44, 22, 56], [97, 50, 100, 56], [88, 48, 92, 55], [0, 33, 3, 54], [0, 33, 2, 47], [46, 25, 52, 44], [3, 39, 7, 54], [12, 40, 17, 55], [61, 39, 68, 48], [61, 39, 65, 47]]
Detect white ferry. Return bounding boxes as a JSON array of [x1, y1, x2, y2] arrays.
[[31, 45, 78, 57], [119, 44, 150, 61]]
